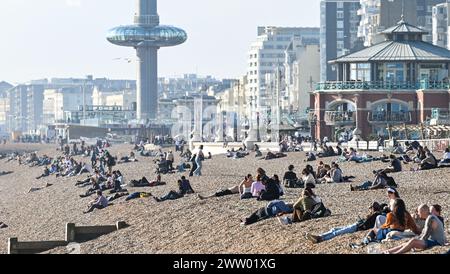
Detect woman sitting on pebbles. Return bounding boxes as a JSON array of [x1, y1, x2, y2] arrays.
[[361, 198, 421, 245], [251, 174, 265, 198]]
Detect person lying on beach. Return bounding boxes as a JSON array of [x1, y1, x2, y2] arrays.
[[153, 176, 194, 202], [361, 199, 421, 245], [240, 200, 294, 226], [28, 183, 53, 193], [0, 171, 13, 176], [125, 192, 152, 201], [384, 204, 447, 254], [306, 202, 384, 244], [262, 151, 287, 160], [107, 191, 129, 202], [83, 191, 108, 214], [350, 171, 396, 191], [36, 166, 50, 180], [0, 222, 7, 229], [197, 174, 255, 200]]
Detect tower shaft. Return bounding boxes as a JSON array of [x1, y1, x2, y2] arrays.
[[137, 47, 158, 120], [135, 0, 159, 26]]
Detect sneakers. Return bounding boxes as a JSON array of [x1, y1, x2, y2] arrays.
[[278, 216, 292, 225], [306, 233, 322, 244]]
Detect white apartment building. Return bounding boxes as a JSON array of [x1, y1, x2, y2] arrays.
[[246, 27, 319, 111], [43, 87, 89, 124], [432, 2, 450, 49], [284, 40, 321, 116]]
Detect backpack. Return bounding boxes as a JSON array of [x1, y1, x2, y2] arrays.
[[302, 203, 331, 221]]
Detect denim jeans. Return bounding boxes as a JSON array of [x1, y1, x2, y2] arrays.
[[319, 223, 358, 241], [194, 159, 202, 176]]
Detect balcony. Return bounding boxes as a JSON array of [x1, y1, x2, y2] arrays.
[[367, 111, 412, 124], [324, 111, 355, 126], [315, 81, 450, 91]]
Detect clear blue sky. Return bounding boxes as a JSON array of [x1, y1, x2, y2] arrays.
[[0, 0, 320, 84]]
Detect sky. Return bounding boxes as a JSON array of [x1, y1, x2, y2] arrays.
[[0, 0, 320, 84]]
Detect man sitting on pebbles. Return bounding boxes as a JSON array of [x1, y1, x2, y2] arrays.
[[83, 190, 108, 214]]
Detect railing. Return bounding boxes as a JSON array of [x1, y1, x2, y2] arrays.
[[324, 111, 355, 126], [316, 80, 450, 91], [367, 111, 412, 124]]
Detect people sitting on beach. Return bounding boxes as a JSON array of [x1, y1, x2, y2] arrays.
[[239, 174, 254, 199], [419, 151, 438, 170], [413, 146, 427, 163], [83, 190, 108, 214], [153, 176, 195, 202], [431, 204, 445, 226], [383, 204, 447, 254], [257, 175, 281, 201], [283, 165, 301, 188], [438, 148, 450, 167], [350, 171, 396, 191], [346, 148, 360, 162], [240, 200, 294, 226], [254, 144, 262, 157], [405, 141, 421, 152], [251, 174, 265, 198], [361, 199, 421, 245], [305, 152, 316, 162], [279, 187, 330, 225], [377, 154, 402, 174], [207, 152, 212, 159], [118, 151, 138, 164], [299, 168, 316, 188], [306, 202, 384, 244], [335, 145, 343, 156]]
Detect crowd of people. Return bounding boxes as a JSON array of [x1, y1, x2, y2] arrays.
[[1, 134, 449, 254]]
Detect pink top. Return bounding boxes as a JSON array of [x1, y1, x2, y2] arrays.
[[251, 181, 265, 197]]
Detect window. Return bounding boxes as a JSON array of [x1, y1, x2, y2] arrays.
[[385, 63, 405, 82], [337, 21, 344, 29], [337, 31, 344, 39], [337, 2, 344, 9], [350, 63, 371, 81], [337, 11, 344, 19], [337, 41, 344, 49]]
